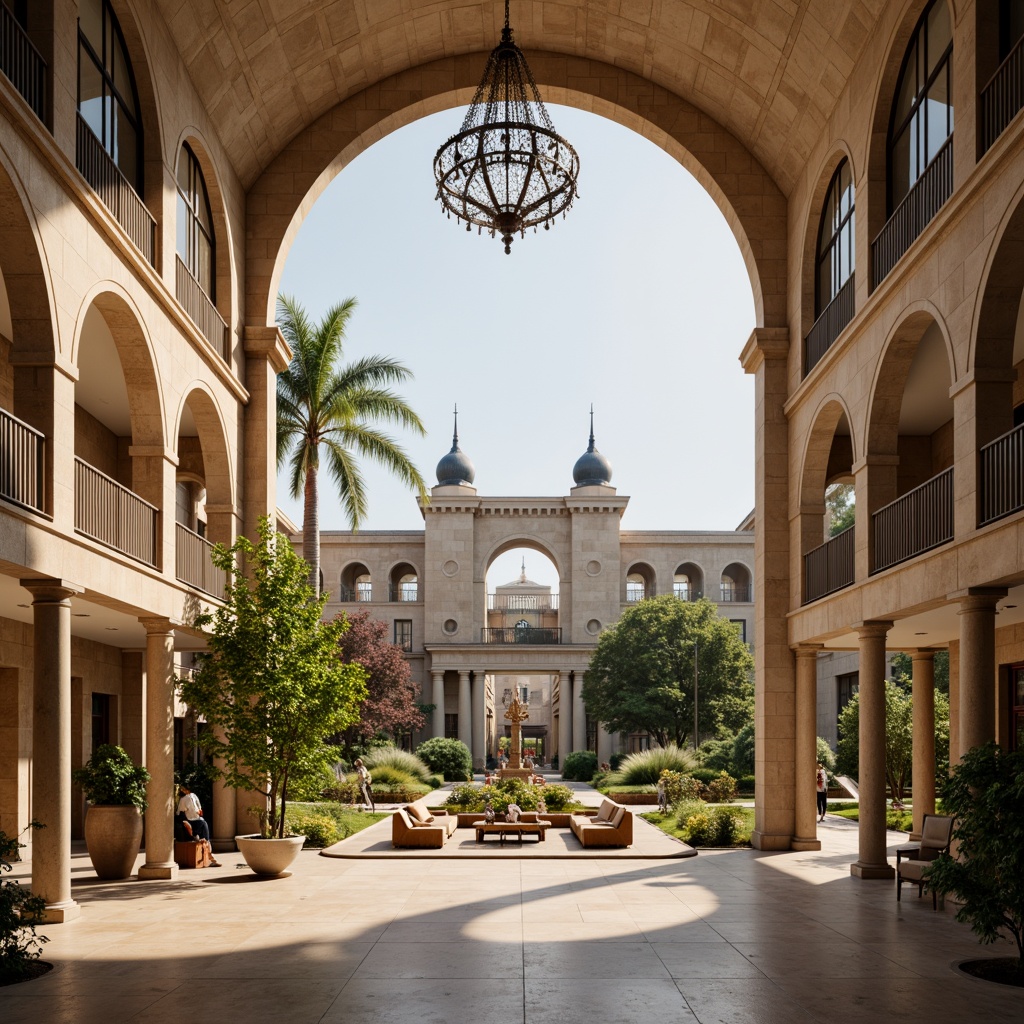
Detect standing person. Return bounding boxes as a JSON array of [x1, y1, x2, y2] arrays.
[[177, 784, 221, 866], [816, 762, 828, 822], [354, 758, 375, 811], [657, 775, 669, 813]]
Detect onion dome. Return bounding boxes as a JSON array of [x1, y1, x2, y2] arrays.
[[572, 408, 612, 486], [436, 406, 475, 486]]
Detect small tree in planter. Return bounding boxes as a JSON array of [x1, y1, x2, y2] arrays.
[[1, 821, 48, 984], [180, 517, 367, 842], [927, 743, 1024, 981]]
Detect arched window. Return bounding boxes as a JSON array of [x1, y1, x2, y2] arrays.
[[176, 144, 214, 298], [77, 0, 143, 191], [815, 160, 854, 316], [888, 0, 953, 212]]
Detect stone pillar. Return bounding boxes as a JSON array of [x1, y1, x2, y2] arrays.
[[910, 651, 936, 842], [137, 618, 179, 881], [792, 646, 822, 852], [557, 672, 572, 765], [431, 670, 445, 739], [472, 672, 486, 768], [572, 672, 586, 752], [210, 725, 237, 853], [851, 621, 894, 879], [956, 590, 1005, 757], [120, 651, 145, 766], [597, 723, 613, 765], [458, 670, 472, 759], [740, 328, 795, 851], [23, 579, 82, 922], [129, 447, 178, 576]]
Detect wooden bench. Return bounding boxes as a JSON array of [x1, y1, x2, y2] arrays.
[[474, 822, 548, 844]]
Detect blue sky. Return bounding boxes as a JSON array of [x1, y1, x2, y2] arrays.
[[279, 105, 756, 589]]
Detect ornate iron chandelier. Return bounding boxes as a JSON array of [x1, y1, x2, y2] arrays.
[[433, 0, 580, 253]]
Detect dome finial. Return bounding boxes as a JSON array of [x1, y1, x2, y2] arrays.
[[588, 404, 596, 452], [436, 404, 476, 486], [452, 404, 459, 451], [572, 405, 612, 487], [520, 557, 526, 583]]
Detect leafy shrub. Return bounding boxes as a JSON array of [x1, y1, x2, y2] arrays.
[[672, 798, 706, 828], [363, 765, 421, 792], [732, 724, 755, 776], [690, 768, 719, 787], [683, 806, 743, 846], [660, 771, 705, 804], [287, 761, 339, 802], [363, 746, 434, 785], [710, 809, 743, 845], [589, 770, 612, 790], [607, 745, 696, 786], [539, 784, 575, 811], [609, 753, 624, 771], [285, 810, 342, 848], [696, 736, 735, 773], [705, 772, 738, 803], [816, 736, 836, 778], [561, 750, 598, 781], [0, 822, 48, 982], [72, 744, 150, 809], [415, 738, 473, 781], [737, 775, 756, 795], [683, 812, 713, 845], [444, 780, 580, 813]]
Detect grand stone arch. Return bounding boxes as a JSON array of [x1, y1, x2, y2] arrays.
[[245, 54, 786, 329]]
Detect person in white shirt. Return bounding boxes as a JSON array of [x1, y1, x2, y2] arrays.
[[177, 784, 221, 866]]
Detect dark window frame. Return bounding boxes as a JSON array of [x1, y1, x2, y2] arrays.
[[815, 159, 855, 317], [394, 618, 413, 652], [176, 142, 215, 299]]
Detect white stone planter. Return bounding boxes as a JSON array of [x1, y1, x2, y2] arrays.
[[234, 834, 305, 876], [84, 805, 143, 880]]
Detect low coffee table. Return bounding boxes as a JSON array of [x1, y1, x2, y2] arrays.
[[474, 822, 548, 845]]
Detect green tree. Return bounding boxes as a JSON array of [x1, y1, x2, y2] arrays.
[[889, 650, 949, 695], [825, 481, 855, 536], [581, 596, 754, 747], [276, 294, 427, 592], [179, 517, 368, 838]]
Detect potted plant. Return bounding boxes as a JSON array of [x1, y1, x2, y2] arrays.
[[72, 744, 149, 880], [179, 517, 367, 876]]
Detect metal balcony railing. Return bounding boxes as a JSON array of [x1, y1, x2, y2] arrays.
[[76, 113, 155, 266], [175, 523, 226, 597], [488, 592, 558, 611], [175, 256, 228, 359], [871, 136, 953, 289], [0, 406, 44, 512], [0, 4, 45, 121], [337, 584, 373, 602], [388, 583, 420, 602], [980, 422, 1024, 526], [872, 467, 953, 573], [804, 525, 855, 604], [805, 273, 855, 375], [481, 626, 562, 645], [719, 584, 751, 603], [672, 585, 703, 601], [75, 457, 158, 566], [981, 35, 1024, 154]]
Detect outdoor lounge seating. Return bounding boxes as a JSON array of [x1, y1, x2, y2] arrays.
[[391, 800, 458, 849], [569, 798, 633, 848], [896, 813, 953, 907]]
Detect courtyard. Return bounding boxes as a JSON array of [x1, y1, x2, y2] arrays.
[[3, 800, 1022, 1024]]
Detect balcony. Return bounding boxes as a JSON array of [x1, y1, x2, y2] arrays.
[[0, 4, 45, 121], [175, 257, 228, 359], [175, 523, 226, 598], [871, 136, 953, 289], [488, 592, 558, 611], [481, 627, 561, 645], [805, 274, 855, 375], [980, 422, 1024, 526], [389, 583, 420, 602], [981, 36, 1024, 154], [719, 585, 751, 603], [76, 113, 156, 266], [803, 525, 854, 604], [672, 586, 703, 601], [872, 467, 953, 573], [75, 457, 157, 567], [337, 585, 372, 602], [0, 407, 44, 512]]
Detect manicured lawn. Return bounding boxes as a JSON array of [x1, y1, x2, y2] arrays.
[[829, 804, 913, 832], [286, 802, 389, 847]]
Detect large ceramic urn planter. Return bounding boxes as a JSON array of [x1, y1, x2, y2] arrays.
[[235, 834, 305, 876], [84, 805, 144, 880]]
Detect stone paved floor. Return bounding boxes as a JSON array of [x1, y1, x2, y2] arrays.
[[3, 809, 1023, 1023]]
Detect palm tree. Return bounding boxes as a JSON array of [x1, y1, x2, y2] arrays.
[[276, 294, 427, 593]]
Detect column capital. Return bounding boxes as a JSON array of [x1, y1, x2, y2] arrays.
[[852, 620, 893, 639], [739, 327, 789, 373], [20, 578, 83, 602], [793, 643, 824, 659], [243, 324, 292, 372], [910, 649, 937, 662], [949, 587, 1008, 610], [850, 453, 900, 474], [138, 616, 182, 635], [127, 445, 179, 465]]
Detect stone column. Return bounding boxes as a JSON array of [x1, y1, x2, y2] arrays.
[[910, 651, 936, 841], [472, 672, 486, 768], [851, 621, 894, 879], [557, 672, 572, 765], [210, 725, 237, 853], [792, 646, 822, 852], [431, 670, 445, 739], [137, 618, 179, 881], [23, 578, 82, 922], [956, 590, 1005, 757], [597, 723, 613, 765], [458, 670, 472, 759], [572, 672, 586, 752]]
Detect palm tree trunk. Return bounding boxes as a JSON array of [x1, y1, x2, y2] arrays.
[[303, 465, 320, 594]]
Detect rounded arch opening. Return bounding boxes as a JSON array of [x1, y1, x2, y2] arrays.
[[673, 561, 704, 601], [720, 562, 752, 603], [625, 561, 656, 603], [485, 545, 560, 642], [340, 560, 373, 602], [388, 561, 420, 603]]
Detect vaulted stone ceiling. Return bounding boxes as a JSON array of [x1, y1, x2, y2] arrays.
[[156, 0, 885, 193]]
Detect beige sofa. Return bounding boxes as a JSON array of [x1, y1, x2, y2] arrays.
[[569, 798, 633, 848], [391, 800, 459, 849]]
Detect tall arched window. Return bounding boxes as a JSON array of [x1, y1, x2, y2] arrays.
[[888, 0, 953, 212], [177, 144, 214, 298], [77, 0, 143, 191], [815, 160, 855, 317]]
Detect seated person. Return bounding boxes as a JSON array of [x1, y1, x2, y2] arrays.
[[177, 784, 221, 866]]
